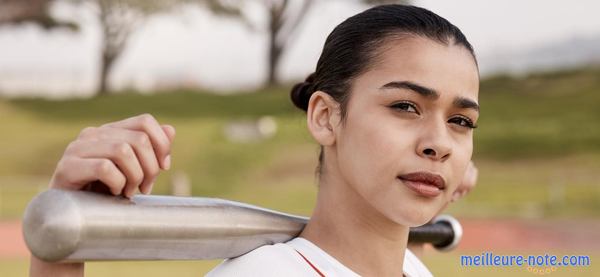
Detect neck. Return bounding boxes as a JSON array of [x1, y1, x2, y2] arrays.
[[300, 158, 409, 276]]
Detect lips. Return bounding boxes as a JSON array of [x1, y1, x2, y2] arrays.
[[398, 172, 446, 197]]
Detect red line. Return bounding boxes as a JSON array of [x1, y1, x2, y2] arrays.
[[295, 250, 326, 277]]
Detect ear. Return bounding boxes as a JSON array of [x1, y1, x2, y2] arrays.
[[306, 91, 342, 146]]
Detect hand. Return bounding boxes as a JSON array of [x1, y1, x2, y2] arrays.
[[434, 161, 478, 217], [32, 114, 175, 277], [49, 113, 175, 198], [451, 160, 478, 202]]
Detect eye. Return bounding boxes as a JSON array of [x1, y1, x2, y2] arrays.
[[390, 101, 419, 114], [448, 116, 477, 129]]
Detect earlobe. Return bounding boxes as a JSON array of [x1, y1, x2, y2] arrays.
[[306, 91, 340, 146]]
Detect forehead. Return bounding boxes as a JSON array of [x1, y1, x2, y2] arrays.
[[355, 36, 480, 101]]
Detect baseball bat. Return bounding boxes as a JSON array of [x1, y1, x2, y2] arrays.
[[23, 189, 462, 262]]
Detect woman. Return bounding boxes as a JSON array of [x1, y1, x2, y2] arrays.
[[30, 4, 479, 277]]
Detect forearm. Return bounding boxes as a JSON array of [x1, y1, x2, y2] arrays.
[[30, 255, 84, 277]]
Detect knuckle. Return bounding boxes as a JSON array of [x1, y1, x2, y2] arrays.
[[112, 142, 132, 157], [150, 161, 160, 174], [64, 141, 79, 155], [78, 127, 97, 139], [110, 173, 126, 190], [116, 175, 127, 188], [146, 164, 160, 177], [134, 132, 151, 146], [138, 113, 156, 126], [95, 159, 114, 176], [131, 171, 144, 186]]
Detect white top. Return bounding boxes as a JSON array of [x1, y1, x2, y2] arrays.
[[206, 238, 433, 277]]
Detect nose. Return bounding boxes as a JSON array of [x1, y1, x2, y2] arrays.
[[416, 121, 452, 162]]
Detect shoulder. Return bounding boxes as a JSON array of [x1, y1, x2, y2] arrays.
[[206, 242, 313, 277]]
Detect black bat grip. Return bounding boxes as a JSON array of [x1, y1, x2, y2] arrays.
[[407, 215, 463, 251]]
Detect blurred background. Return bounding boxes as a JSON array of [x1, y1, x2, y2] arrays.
[[0, 0, 599, 276]]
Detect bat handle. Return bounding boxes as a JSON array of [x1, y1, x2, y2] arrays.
[[408, 214, 463, 251]]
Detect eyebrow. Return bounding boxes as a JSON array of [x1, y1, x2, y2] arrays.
[[380, 81, 438, 99], [454, 97, 480, 112], [379, 80, 480, 112]]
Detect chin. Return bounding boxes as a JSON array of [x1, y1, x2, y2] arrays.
[[402, 215, 435, 227], [387, 206, 440, 227]]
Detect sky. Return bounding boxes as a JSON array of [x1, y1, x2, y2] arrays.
[[0, 0, 599, 98]]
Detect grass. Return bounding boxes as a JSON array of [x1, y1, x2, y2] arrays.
[[2, 68, 600, 220], [2, 252, 597, 276], [0, 258, 221, 277], [1, 67, 600, 275], [474, 67, 600, 160]]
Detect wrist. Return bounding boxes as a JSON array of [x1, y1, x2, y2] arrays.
[[30, 255, 84, 277]]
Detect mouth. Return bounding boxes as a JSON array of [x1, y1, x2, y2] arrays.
[[398, 171, 446, 198]]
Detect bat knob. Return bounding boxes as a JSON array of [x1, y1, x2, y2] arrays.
[[23, 189, 83, 262], [431, 214, 463, 252]]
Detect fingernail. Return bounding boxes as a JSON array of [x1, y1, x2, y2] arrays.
[[127, 187, 136, 198], [143, 177, 156, 195], [142, 183, 153, 195], [146, 183, 154, 194], [164, 155, 171, 170]]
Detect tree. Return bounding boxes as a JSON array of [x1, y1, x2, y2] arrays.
[[205, 0, 409, 87], [86, 0, 172, 95], [201, 0, 313, 86], [264, 0, 313, 86], [0, 0, 166, 95], [0, 0, 76, 29], [2, 0, 412, 95], [91, 0, 241, 95], [95, 1, 132, 95]]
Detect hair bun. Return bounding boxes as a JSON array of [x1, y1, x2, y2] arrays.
[[290, 72, 316, 112]]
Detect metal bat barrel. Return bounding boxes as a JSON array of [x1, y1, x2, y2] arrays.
[[23, 189, 462, 262]]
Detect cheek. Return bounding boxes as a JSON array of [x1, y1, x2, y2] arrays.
[[337, 114, 414, 193]]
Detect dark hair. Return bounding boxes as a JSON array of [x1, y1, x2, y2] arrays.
[[289, 4, 477, 175], [291, 4, 476, 113]]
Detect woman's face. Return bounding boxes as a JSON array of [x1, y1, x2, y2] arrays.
[[334, 36, 480, 227]]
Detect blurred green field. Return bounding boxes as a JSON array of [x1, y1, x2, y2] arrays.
[[1, 67, 599, 275], [2, 67, 600, 220], [0, 259, 221, 276]]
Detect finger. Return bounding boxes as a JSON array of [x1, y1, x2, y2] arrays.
[[162, 124, 176, 142], [116, 128, 161, 195], [67, 140, 145, 198], [451, 191, 461, 202], [103, 128, 161, 196], [79, 127, 161, 196], [104, 114, 172, 170], [139, 175, 157, 195], [158, 124, 176, 172], [54, 157, 126, 195]]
